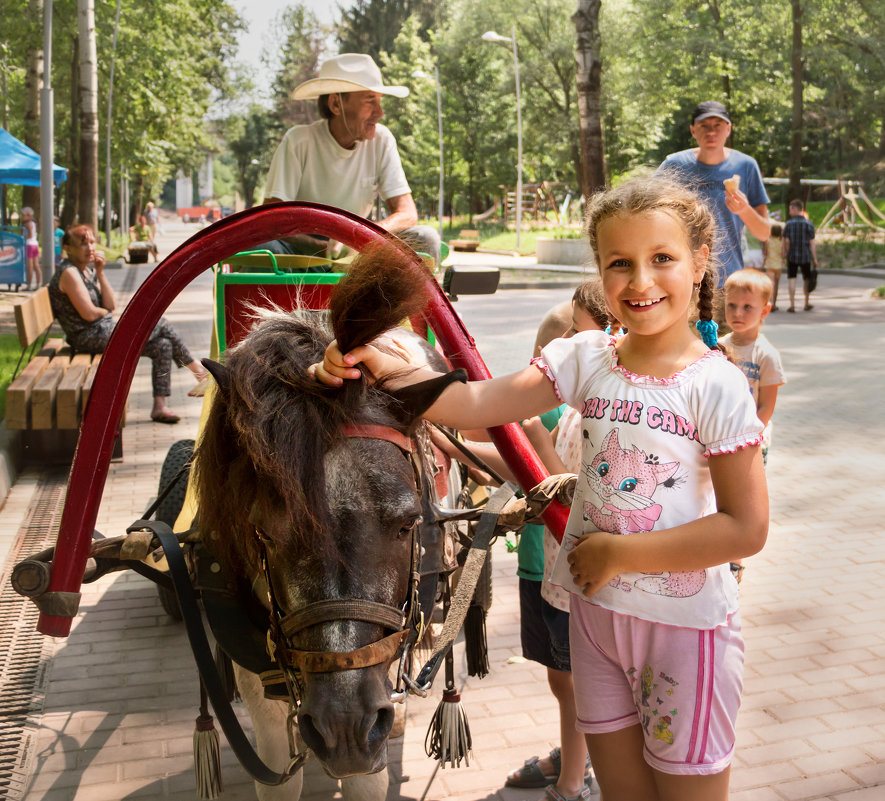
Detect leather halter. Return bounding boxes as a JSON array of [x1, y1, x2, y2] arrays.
[[260, 423, 424, 689]]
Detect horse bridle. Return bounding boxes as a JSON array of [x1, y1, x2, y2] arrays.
[[256, 423, 427, 708]]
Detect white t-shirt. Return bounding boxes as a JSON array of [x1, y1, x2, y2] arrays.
[[263, 120, 411, 218], [719, 332, 786, 450], [539, 331, 763, 630]]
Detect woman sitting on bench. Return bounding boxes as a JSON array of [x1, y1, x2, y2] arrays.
[[49, 224, 208, 424]]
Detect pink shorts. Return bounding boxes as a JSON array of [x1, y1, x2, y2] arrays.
[[26, 244, 39, 259], [569, 600, 743, 776]]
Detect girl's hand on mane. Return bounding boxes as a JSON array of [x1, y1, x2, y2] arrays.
[[310, 339, 402, 386]]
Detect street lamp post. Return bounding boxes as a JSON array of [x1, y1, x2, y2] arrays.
[[412, 68, 444, 241], [482, 27, 522, 250], [39, 0, 55, 279]]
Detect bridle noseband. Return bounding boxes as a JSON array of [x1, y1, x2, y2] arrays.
[[257, 423, 426, 707]]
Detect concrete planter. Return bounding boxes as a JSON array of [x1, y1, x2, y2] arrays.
[[535, 237, 592, 266]]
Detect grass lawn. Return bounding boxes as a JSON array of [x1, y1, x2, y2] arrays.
[[0, 334, 23, 421]]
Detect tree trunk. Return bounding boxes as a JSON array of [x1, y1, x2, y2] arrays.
[[573, 0, 605, 198], [63, 37, 80, 229], [22, 0, 44, 213], [706, 0, 732, 102], [788, 0, 803, 203], [78, 0, 99, 231]]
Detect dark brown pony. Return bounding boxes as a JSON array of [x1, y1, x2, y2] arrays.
[[192, 242, 463, 791]]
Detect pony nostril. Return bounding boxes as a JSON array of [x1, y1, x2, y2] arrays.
[[368, 706, 394, 748], [297, 714, 330, 761]]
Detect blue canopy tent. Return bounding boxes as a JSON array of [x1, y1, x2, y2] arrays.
[[0, 128, 67, 188], [0, 128, 67, 288]]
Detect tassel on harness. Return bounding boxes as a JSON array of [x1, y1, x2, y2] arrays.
[[424, 585, 472, 768], [193, 682, 223, 800]]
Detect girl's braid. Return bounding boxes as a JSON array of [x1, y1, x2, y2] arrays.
[[696, 271, 727, 354]]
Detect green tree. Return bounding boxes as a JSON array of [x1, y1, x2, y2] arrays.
[[266, 3, 328, 131], [224, 105, 278, 207], [378, 16, 439, 216], [2, 0, 245, 223], [433, 10, 514, 218], [337, 0, 446, 63]]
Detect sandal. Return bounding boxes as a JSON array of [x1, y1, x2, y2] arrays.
[[545, 783, 593, 801], [506, 747, 592, 789], [151, 412, 180, 425], [506, 750, 559, 788]]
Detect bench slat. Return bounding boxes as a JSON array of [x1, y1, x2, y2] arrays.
[[14, 287, 55, 349], [5, 356, 51, 429], [57, 364, 90, 430], [37, 338, 66, 359], [82, 360, 100, 407], [31, 356, 71, 430]]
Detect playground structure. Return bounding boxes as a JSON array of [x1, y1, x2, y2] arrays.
[[499, 180, 580, 226], [764, 177, 885, 235]]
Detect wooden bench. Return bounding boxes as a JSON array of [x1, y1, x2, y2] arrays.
[[449, 229, 481, 252], [5, 288, 121, 461]]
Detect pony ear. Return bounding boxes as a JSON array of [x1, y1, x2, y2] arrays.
[[202, 358, 230, 396], [386, 369, 467, 426]]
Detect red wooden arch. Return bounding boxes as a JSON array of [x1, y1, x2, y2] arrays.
[[37, 203, 568, 637]]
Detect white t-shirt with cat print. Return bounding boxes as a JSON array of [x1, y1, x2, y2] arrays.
[[536, 331, 763, 630]]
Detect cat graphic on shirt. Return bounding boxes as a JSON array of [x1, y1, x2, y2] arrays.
[[582, 428, 706, 598]]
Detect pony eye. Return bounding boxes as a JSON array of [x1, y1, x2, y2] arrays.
[[619, 478, 637, 492], [597, 462, 609, 477], [398, 517, 420, 539]]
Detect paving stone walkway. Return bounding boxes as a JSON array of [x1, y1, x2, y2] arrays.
[[1, 218, 883, 800]]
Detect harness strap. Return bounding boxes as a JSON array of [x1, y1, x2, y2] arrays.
[[280, 599, 405, 639], [279, 630, 408, 673], [415, 482, 517, 689], [342, 424, 414, 453], [139, 520, 305, 786]]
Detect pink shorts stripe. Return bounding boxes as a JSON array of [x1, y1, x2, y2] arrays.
[[687, 629, 715, 763]]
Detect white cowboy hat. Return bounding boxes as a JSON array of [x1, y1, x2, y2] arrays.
[[291, 53, 409, 100]]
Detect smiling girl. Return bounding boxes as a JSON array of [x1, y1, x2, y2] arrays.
[[314, 177, 768, 800]]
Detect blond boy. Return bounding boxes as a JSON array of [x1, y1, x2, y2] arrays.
[[719, 269, 785, 581]]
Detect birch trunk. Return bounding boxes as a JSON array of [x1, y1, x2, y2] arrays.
[[78, 0, 99, 230]]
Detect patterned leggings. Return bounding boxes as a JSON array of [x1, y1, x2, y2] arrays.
[[70, 317, 194, 398]]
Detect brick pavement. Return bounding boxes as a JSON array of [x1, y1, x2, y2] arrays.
[[2, 223, 884, 799]]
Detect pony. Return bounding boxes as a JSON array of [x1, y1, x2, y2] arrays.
[[193, 242, 465, 800]]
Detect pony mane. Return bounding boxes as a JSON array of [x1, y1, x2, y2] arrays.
[[194, 241, 433, 573], [329, 240, 433, 355]]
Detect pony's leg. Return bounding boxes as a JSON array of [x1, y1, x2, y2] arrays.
[[340, 770, 389, 801], [232, 664, 304, 801]]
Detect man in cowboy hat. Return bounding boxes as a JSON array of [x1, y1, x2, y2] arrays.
[[261, 53, 440, 263]]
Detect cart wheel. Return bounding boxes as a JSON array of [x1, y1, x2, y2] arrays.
[[155, 439, 195, 621]]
